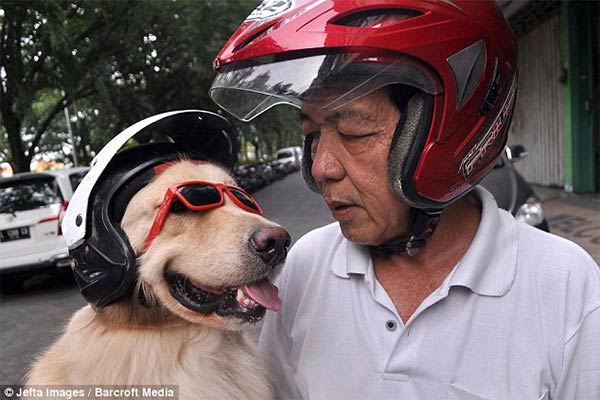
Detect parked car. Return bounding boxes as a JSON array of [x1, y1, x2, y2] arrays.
[[61, 167, 90, 194], [0, 167, 89, 293], [480, 145, 550, 232], [272, 146, 302, 170]]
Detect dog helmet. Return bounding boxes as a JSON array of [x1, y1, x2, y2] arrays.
[[63, 110, 238, 308], [210, 0, 517, 210]]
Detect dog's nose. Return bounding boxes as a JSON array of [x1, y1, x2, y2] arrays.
[[249, 227, 291, 266]]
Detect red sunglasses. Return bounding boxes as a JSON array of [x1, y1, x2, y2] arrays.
[[143, 181, 262, 252]]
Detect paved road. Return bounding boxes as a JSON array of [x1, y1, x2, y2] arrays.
[[251, 172, 334, 244], [535, 189, 600, 264], [0, 172, 333, 385], [1, 172, 597, 384]]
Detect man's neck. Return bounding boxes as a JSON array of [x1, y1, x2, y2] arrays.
[[371, 197, 481, 322]]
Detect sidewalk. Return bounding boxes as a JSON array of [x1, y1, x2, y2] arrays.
[[533, 185, 600, 264]]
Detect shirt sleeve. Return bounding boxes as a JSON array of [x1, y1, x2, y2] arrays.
[[258, 268, 303, 399]]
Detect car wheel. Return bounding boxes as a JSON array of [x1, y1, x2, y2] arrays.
[[0, 276, 25, 294], [59, 269, 76, 284]]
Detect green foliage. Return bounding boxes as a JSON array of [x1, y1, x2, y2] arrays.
[[0, 0, 306, 173], [247, 105, 303, 162]]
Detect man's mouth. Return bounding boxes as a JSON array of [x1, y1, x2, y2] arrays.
[[164, 271, 281, 323], [329, 201, 358, 221]]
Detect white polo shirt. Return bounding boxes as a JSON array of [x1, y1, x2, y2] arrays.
[[258, 187, 600, 400]]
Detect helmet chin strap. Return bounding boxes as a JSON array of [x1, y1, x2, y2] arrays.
[[370, 208, 442, 257]]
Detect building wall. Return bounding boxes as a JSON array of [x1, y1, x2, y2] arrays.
[[508, 14, 564, 187]]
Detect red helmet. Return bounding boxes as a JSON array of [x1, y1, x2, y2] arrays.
[[210, 0, 517, 210]]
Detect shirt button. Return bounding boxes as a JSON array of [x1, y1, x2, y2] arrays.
[[385, 320, 397, 332]]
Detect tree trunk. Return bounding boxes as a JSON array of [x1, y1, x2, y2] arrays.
[[0, 6, 29, 173], [2, 108, 29, 173], [74, 112, 92, 165]]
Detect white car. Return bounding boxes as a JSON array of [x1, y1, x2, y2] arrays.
[[0, 167, 89, 293], [272, 146, 302, 169]]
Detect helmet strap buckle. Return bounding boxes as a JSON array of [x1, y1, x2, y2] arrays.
[[406, 237, 420, 256], [370, 208, 442, 257]]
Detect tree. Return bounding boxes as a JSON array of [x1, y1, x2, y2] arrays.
[[1, 1, 139, 172], [251, 105, 303, 161], [0, 0, 260, 172]]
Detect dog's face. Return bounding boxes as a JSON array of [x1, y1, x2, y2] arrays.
[[120, 160, 289, 331]]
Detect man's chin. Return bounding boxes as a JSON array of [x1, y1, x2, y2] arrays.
[[338, 222, 376, 245], [339, 221, 408, 247]]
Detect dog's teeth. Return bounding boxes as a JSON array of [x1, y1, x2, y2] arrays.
[[242, 297, 259, 308], [235, 288, 260, 309]]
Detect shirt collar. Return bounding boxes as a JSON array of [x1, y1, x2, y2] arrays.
[[331, 237, 371, 278], [331, 186, 519, 297], [446, 186, 518, 296]]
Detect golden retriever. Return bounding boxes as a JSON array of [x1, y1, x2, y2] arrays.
[[25, 160, 290, 400]]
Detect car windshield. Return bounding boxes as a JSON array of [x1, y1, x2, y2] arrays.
[[277, 151, 293, 159], [0, 177, 62, 214]]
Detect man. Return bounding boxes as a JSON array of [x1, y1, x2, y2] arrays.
[[209, 1, 600, 398]]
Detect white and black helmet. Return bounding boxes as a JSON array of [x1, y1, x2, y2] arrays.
[[63, 110, 237, 308]]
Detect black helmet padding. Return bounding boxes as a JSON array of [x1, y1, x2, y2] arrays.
[[301, 135, 319, 193], [388, 92, 436, 209]]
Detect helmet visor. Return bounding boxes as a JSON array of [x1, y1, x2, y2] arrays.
[[210, 51, 443, 122]]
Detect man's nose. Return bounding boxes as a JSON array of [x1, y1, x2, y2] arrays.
[[311, 133, 345, 183]]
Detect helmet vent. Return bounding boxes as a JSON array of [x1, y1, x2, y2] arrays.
[[233, 23, 276, 53], [330, 9, 422, 28], [447, 40, 486, 110]]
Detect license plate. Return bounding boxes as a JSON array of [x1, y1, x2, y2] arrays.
[[0, 226, 31, 243]]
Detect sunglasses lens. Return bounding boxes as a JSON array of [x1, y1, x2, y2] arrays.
[[178, 185, 221, 206], [229, 188, 260, 212]]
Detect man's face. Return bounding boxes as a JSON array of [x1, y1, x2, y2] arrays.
[[301, 88, 410, 245]]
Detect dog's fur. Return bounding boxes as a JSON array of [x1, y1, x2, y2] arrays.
[[25, 161, 285, 399]]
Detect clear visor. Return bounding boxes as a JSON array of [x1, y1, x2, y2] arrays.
[[210, 51, 443, 122]]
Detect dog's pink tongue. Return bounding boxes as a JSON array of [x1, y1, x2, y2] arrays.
[[242, 281, 281, 312]]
